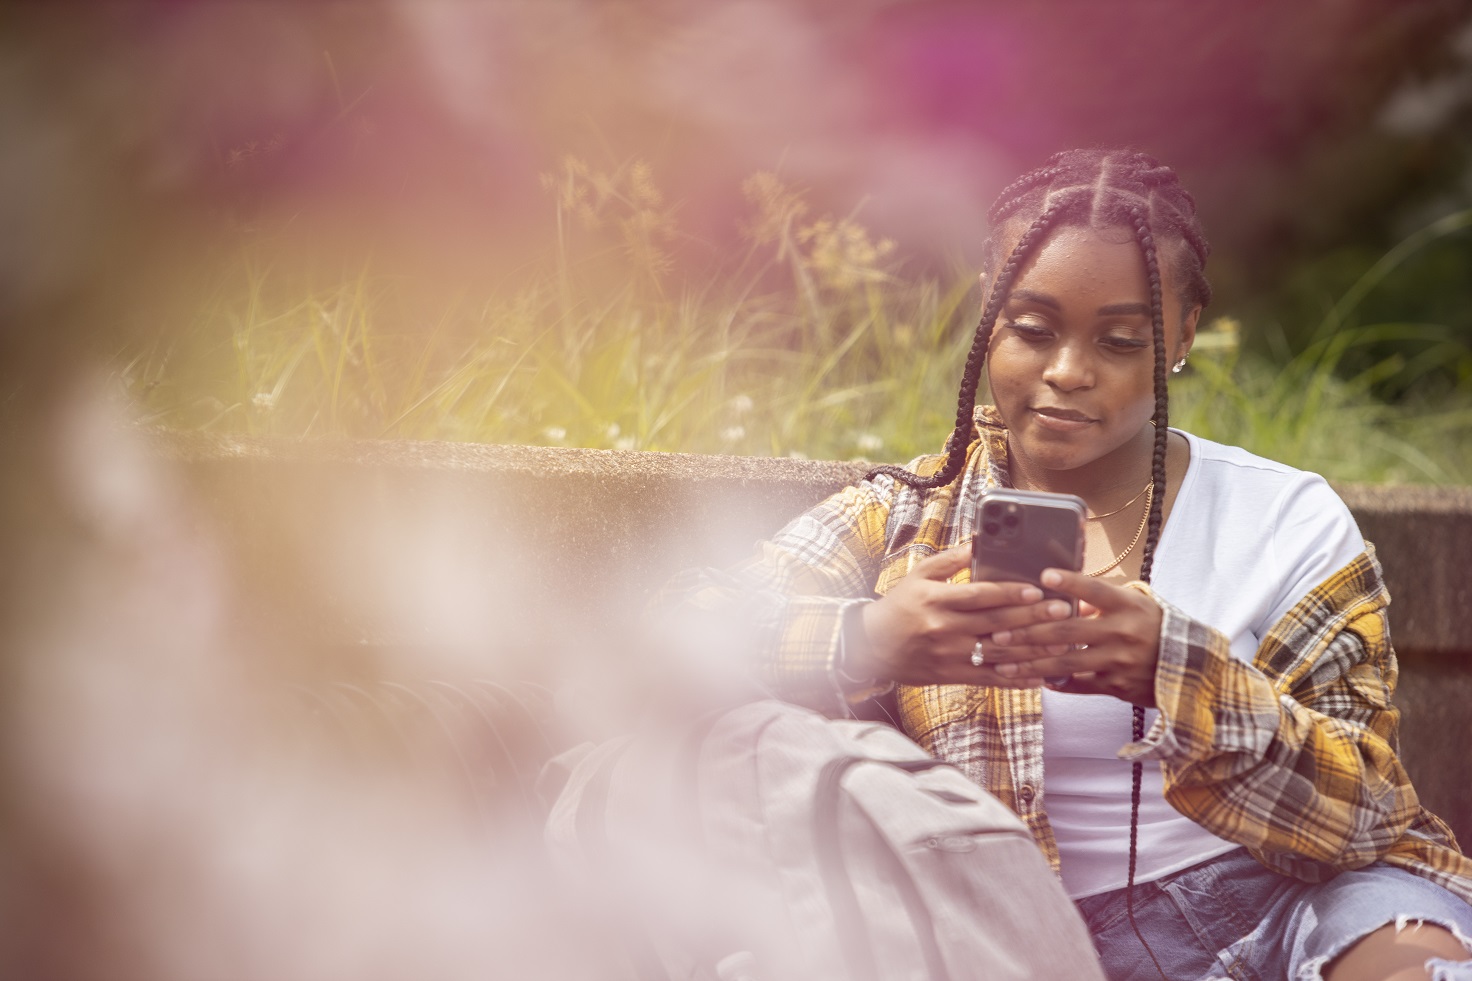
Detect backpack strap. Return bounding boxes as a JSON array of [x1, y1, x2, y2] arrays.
[[572, 745, 683, 981], [814, 756, 954, 981]]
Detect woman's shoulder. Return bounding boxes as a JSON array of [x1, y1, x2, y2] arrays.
[[1176, 429, 1310, 481], [1174, 429, 1364, 563], [1167, 431, 1367, 631], [1174, 429, 1344, 511], [873, 413, 1002, 492]]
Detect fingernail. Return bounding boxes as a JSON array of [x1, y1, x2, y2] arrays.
[[1048, 601, 1070, 618], [1021, 586, 1043, 602], [991, 630, 1012, 646], [995, 663, 1017, 677], [1041, 569, 1063, 587]]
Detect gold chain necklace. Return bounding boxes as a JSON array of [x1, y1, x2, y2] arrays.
[[1085, 482, 1154, 577], [1086, 481, 1151, 521]]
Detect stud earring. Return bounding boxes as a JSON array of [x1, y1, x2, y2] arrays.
[[1171, 356, 1188, 374]]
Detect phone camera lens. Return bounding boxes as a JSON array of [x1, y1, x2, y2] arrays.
[[983, 502, 1001, 517], [982, 521, 999, 536], [1003, 514, 1019, 528]]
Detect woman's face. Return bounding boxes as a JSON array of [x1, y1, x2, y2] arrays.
[[984, 224, 1200, 482]]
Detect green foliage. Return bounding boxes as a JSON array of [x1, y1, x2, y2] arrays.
[[1266, 207, 1472, 398], [1172, 318, 1471, 484], [115, 162, 1472, 484]]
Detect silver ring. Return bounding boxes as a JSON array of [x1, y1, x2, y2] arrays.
[[970, 640, 985, 667]]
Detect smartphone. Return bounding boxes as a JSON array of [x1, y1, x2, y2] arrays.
[[971, 486, 1086, 611]]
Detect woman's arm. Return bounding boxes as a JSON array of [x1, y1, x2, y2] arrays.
[[651, 453, 1070, 713], [1125, 547, 1417, 878], [980, 543, 1425, 877], [650, 477, 899, 712]]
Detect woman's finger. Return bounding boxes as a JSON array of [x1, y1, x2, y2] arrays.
[[988, 615, 1102, 650], [978, 642, 1071, 663], [989, 638, 1158, 705], [927, 660, 1043, 688], [990, 645, 1090, 680], [1038, 568, 1138, 611], [952, 599, 1072, 637], [938, 580, 1047, 612], [1039, 672, 1107, 696], [911, 545, 975, 581]]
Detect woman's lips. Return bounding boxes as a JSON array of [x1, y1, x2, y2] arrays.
[[1030, 407, 1095, 432]]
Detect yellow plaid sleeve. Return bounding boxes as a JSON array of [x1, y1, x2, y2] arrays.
[[1123, 547, 1452, 881], [650, 474, 899, 713]]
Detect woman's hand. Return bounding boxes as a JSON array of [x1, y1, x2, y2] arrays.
[[849, 546, 1074, 686], [983, 568, 1164, 706]]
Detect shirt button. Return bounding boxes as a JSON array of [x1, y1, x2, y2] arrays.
[[1018, 785, 1036, 805]]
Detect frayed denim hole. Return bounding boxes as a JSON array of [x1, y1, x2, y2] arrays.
[[1425, 955, 1472, 981], [1296, 916, 1472, 981]]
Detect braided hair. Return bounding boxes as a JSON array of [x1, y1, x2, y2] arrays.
[[867, 148, 1212, 977], [865, 147, 1211, 516]]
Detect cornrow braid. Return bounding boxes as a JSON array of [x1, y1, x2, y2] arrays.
[[986, 166, 1063, 226], [1181, 224, 1213, 279], [1135, 165, 1176, 189]]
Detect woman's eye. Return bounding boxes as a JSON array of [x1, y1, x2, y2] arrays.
[[1003, 320, 1051, 340], [1102, 333, 1149, 351]]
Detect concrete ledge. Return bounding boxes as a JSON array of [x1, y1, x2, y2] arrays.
[[161, 430, 1471, 660], [156, 430, 1472, 845]]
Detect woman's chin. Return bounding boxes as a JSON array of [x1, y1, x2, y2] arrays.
[[1011, 433, 1117, 478], [1010, 416, 1156, 481]]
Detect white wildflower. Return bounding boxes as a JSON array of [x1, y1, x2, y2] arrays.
[[787, 449, 809, 460], [855, 433, 884, 454], [728, 394, 755, 416], [251, 392, 277, 411], [605, 422, 621, 440], [614, 436, 636, 451], [542, 426, 567, 442], [719, 425, 746, 444]]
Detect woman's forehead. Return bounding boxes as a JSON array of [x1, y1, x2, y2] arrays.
[[990, 221, 1185, 301], [993, 218, 1135, 259]]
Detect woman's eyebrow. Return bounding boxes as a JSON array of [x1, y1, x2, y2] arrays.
[[1098, 301, 1150, 317], [1008, 289, 1061, 310], [1008, 292, 1150, 318]]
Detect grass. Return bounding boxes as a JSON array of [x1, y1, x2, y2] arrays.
[[114, 160, 1472, 485], [1171, 319, 1472, 484]]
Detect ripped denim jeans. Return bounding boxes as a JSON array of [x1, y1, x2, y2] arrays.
[[1074, 847, 1472, 981]]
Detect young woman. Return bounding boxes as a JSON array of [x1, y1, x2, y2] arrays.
[[679, 149, 1472, 980]]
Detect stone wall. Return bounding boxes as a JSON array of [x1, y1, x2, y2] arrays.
[[160, 431, 1472, 845]]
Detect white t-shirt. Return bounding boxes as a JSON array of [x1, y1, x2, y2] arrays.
[[1042, 430, 1366, 899]]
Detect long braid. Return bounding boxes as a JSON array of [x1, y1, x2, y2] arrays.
[[861, 148, 1209, 979], [1132, 210, 1170, 585], [1125, 207, 1172, 981], [864, 191, 1084, 489]]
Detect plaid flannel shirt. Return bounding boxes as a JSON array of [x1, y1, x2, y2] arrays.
[[666, 405, 1472, 900]]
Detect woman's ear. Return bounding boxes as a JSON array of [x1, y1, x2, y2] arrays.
[[1176, 305, 1202, 362], [978, 269, 996, 307]]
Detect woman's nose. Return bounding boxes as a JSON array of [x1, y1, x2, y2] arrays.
[[1042, 343, 1094, 391]]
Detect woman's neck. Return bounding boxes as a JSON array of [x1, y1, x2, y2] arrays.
[[1007, 426, 1157, 504]]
